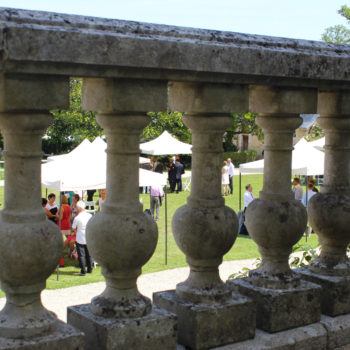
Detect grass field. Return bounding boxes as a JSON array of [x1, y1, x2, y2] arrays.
[[0, 174, 319, 293]]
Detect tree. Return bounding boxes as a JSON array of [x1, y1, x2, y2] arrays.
[[43, 79, 103, 155], [142, 111, 191, 143], [322, 5, 350, 44], [223, 112, 263, 151]]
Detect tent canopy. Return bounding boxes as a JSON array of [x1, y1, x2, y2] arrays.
[[46, 139, 91, 162], [308, 137, 325, 151], [140, 130, 192, 155], [239, 138, 324, 176], [42, 138, 163, 191]]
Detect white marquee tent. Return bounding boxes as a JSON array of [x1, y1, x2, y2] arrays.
[[308, 137, 325, 152], [140, 130, 192, 155], [239, 138, 325, 176], [42, 138, 165, 191]]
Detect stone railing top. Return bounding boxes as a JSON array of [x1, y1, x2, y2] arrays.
[[0, 7, 350, 88]]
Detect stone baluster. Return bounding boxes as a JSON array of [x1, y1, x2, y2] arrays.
[[0, 74, 83, 348], [154, 82, 256, 350], [299, 91, 350, 316], [67, 78, 176, 350], [232, 85, 321, 333]]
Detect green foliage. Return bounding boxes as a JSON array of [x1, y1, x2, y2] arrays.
[[43, 78, 103, 154], [228, 244, 318, 280], [322, 5, 350, 44], [223, 150, 258, 167], [322, 24, 350, 44], [305, 123, 325, 141], [290, 244, 318, 268], [224, 112, 263, 151], [142, 111, 191, 143]]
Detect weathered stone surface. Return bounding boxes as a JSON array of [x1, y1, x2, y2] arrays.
[[230, 278, 321, 333], [0, 321, 84, 350], [298, 268, 350, 316], [249, 85, 317, 116], [168, 82, 248, 114], [153, 290, 255, 349], [321, 314, 350, 349], [0, 8, 350, 88], [212, 322, 327, 350], [68, 304, 177, 350], [82, 78, 167, 113]]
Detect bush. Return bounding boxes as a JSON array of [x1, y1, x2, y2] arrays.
[[223, 150, 258, 167]]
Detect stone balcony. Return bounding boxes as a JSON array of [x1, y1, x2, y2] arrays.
[[0, 6, 349, 350]]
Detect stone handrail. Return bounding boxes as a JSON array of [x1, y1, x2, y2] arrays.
[[0, 7, 349, 88]]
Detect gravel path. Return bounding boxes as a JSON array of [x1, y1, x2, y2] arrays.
[[0, 258, 256, 322]]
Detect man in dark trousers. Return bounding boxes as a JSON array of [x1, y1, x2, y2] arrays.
[[168, 156, 177, 192], [174, 156, 185, 193]]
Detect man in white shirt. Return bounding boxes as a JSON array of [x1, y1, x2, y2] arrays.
[[244, 184, 254, 209], [227, 158, 235, 195], [72, 200, 93, 276]]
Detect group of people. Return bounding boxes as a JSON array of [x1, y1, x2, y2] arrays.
[[292, 177, 319, 206], [42, 189, 107, 276], [142, 155, 185, 222], [222, 158, 235, 196]]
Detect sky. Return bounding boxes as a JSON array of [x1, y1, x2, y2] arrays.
[[0, 0, 347, 41]]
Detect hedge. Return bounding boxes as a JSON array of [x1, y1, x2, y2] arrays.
[[223, 150, 258, 167]]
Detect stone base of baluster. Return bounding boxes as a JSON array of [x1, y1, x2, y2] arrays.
[[210, 321, 328, 349], [229, 278, 321, 333], [67, 304, 177, 350], [0, 320, 84, 349], [298, 268, 350, 316], [153, 289, 255, 349]]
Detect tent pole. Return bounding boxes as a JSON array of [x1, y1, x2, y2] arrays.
[[239, 172, 242, 211], [305, 175, 309, 242], [164, 186, 168, 265]]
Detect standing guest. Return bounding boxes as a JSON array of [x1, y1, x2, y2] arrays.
[[150, 184, 164, 221], [59, 194, 71, 237], [152, 156, 164, 174], [244, 184, 254, 209], [174, 156, 185, 193], [227, 158, 235, 195], [292, 177, 303, 201], [45, 193, 59, 224], [301, 182, 317, 207], [60, 195, 75, 258], [309, 178, 319, 193], [71, 193, 80, 222], [72, 200, 93, 276], [97, 189, 107, 211], [221, 161, 230, 196], [168, 157, 177, 193], [86, 189, 96, 210]]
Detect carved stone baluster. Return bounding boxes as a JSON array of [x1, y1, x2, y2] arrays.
[[299, 91, 350, 317], [0, 74, 83, 348], [154, 82, 256, 350], [232, 85, 321, 333], [67, 78, 176, 350]]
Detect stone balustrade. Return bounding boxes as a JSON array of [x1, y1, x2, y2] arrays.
[[0, 6, 349, 350]]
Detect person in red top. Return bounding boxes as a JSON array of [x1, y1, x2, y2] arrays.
[[59, 195, 75, 262], [60, 194, 71, 235]]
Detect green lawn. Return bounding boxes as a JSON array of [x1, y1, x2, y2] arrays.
[[0, 174, 319, 294]]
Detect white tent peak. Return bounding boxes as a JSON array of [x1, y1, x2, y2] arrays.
[[47, 139, 91, 162], [140, 130, 192, 155], [239, 137, 324, 176]]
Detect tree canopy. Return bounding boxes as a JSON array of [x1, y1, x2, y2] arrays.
[[322, 4, 350, 44], [44, 79, 103, 155], [142, 112, 191, 143]]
